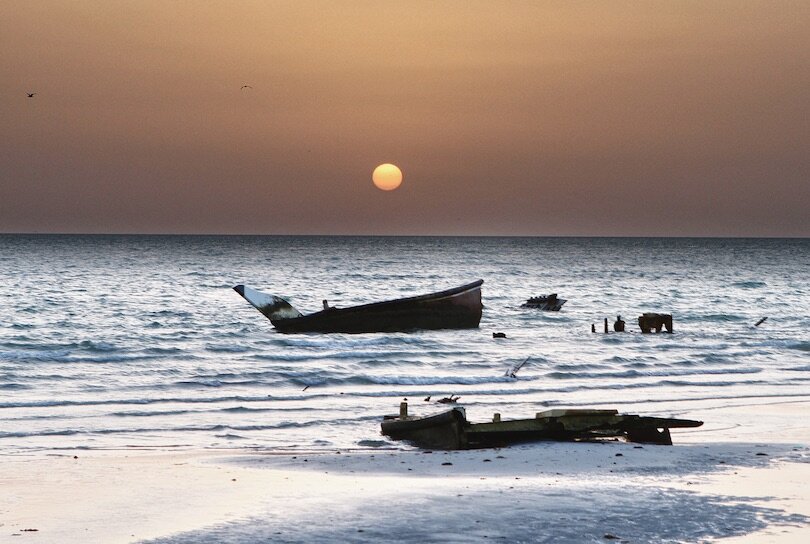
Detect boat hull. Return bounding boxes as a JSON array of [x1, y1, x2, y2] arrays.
[[521, 295, 566, 311], [381, 407, 703, 449], [270, 280, 484, 333], [381, 409, 468, 450]]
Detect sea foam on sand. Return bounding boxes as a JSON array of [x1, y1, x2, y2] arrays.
[[2, 403, 809, 543]]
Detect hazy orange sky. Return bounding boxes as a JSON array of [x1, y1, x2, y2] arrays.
[[2, 1, 808, 236]]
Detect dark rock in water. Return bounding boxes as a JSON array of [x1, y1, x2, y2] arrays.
[[437, 395, 460, 404], [356, 439, 388, 448], [603, 534, 619, 540], [493, 332, 507, 338]]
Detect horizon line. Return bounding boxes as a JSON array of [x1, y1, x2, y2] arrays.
[[1, 232, 808, 240]]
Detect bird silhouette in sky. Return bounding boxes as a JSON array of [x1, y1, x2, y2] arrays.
[[27, 92, 37, 98], [241, 85, 253, 90]]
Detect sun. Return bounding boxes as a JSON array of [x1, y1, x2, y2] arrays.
[[372, 163, 403, 191]]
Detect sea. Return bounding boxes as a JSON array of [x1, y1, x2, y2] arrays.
[[1, 235, 809, 455]]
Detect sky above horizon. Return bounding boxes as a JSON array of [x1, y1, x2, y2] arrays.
[[2, 1, 809, 236]]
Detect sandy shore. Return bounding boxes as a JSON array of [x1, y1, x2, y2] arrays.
[[2, 403, 809, 543]]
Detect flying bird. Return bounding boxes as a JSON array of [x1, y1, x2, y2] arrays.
[[241, 85, 253, 90], [27, 92, 37, 98]]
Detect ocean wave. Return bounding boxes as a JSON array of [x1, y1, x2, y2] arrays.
[[174, 379, 227, 388], [145, 347, 185, 355], [77, 340, 118, 352], [657, 378, 769, 388], [0, 382, 29, 390], [111, 409, 196, 417], [205, 344, 251, 353], [0, 394, 275, 409], [544, 366, 761, 380], [250, 349, 470, 362], [694, 314, 746, 323], [731, 281, 767, 288], [0, 416, 381, 439], [0, 429, 82, 439], [0, 348, 169, 364], [0, 349, 72, 362], [289, 373, 519, 387]]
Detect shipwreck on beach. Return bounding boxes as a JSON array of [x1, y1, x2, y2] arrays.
[[381, 403, 703, 449], [233, 280, 484, 333]]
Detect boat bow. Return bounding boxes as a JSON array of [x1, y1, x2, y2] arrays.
[[233, 285, 303, 321]]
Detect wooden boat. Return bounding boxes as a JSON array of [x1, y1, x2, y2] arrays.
[[233, 280, 484, 333], [521, 293, 566, 311], [381, 403, 703, 449]]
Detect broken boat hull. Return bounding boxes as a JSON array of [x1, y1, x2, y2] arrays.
[[521, 294, 566, 311], [381, 406, 703, 449]]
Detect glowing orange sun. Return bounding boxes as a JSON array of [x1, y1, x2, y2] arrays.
[[372, 163, 403, 191]]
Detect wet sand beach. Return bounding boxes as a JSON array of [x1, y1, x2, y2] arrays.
[[3, 401, 809, 543]]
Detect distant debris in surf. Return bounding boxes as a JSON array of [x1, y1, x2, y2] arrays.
[[638, 313, 673, 333], [492, 332, 507, 338], [505, 356, 530, 378], [437, 395, 460, 404], [521, 293, 565, 311], [754, 316, 768, 327]]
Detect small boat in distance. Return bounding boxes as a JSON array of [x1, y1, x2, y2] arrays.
[[382, 404, 703, 449], [521, 293, 566, 311], [233, 279, 484, 333]]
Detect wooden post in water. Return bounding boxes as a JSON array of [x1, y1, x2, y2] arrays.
[[400, 402, 408, 419], [604, 318, 609, 334], [591, 323, 596, 333]]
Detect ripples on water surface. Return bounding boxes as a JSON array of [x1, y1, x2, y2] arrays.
[[0, 235, 808, 452]]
